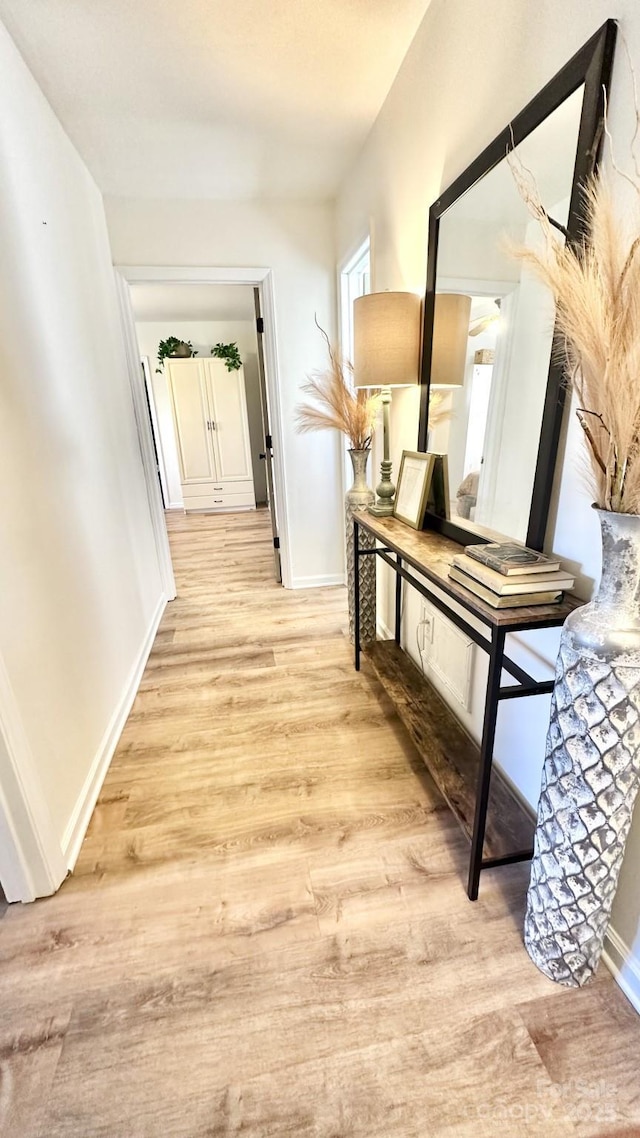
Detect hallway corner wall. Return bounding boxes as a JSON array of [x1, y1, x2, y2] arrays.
[[0, 20, 165, 897]]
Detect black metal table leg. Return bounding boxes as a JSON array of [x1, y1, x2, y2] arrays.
[[467, 625, 506, 900], [395, 556, 402, 646], [354, 517, 361, 671]]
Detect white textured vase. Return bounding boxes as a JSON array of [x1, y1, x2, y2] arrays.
[[525, 509, 640, 986], [346, 449, 376, 645]]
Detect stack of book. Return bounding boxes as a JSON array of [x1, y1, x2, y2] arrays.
[[449, 541, 574, 609]]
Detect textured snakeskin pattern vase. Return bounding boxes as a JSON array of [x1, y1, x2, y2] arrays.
[[346, 449, 376, 645], [525, 509, 640, 986]]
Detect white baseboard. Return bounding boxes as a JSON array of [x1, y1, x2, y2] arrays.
[[61, 593, 166, 869], [603, 925, 640, 1015], [291, 574, 345, 589], [166, 502, 184, 511]]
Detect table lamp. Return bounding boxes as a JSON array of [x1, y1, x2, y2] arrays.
[[353, 291, 422, 515], [430, 294, 472, 387]]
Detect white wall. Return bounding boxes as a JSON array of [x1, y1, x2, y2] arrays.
[[105, 198, 344, 588], [135, 319, 267, 507], [336, 0, 640, 1008], [0, 22, 164, 897]]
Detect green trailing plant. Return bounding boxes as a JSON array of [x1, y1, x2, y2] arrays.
[[211, 342, 242, 371], [156, 337, 197, 372]]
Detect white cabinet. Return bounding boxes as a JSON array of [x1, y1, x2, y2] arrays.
[[166, 358, 255, 512]]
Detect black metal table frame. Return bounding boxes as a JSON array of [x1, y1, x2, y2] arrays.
[[353, 516, 562, 900]]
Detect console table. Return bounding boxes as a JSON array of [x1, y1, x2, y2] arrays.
[[353, 513, 582, 900]]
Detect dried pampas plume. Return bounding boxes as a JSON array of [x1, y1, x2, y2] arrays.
[[295, 319, 381, 451], [428, 389, 450, 428], [507, 81, 640, 515]]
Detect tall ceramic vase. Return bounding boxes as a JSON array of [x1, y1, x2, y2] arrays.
[[346, 448, 376, 645], [525, 508, 640, 986]]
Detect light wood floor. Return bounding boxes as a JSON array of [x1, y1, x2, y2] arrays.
[[1, 508, 640, 1137]]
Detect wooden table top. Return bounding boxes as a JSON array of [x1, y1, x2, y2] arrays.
[[356, 513, 582, 630]]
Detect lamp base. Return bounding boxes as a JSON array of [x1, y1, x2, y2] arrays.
[[367, 458, 395, 517]]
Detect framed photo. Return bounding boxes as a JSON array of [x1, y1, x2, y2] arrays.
[[393, 451, 436, 529]]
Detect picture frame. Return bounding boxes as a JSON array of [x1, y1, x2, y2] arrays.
[[426, 453, 450, 522], [393, 451, 436, 529]]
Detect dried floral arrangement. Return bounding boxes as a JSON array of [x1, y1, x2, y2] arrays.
[[295, 322, 381, 451], [509, 90, 640, 515]]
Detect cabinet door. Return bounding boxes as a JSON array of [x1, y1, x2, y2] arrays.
[[167, 360, 216, 486], [205, 361, 253, 482]]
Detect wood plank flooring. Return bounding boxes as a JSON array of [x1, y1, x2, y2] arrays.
[[364, 639, 535, 860], [1, 507, 639, 1137]]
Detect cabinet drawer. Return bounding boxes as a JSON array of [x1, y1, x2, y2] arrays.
[[183, 487, 255, 511], [183, 479, 253, 494]]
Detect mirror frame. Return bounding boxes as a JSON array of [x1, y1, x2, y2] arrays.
[[417, 19, 617, 549]]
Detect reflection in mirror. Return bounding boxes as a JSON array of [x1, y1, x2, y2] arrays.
[[426, 85, 584, 544]]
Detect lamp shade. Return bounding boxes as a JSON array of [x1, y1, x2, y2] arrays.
[[430, 293, 472, 387], [353, 291, 422, 389]]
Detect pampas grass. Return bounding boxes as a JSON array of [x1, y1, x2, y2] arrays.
[[509, 146, 640, 514], [295, 322, 380, 451], [428, 389, 449, 428]]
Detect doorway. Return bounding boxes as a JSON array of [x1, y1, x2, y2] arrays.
[[114, 267, 290, 595], [131, 283, 268, 509]]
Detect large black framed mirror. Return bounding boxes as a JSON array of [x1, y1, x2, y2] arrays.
[[417, 20, 617, 549]]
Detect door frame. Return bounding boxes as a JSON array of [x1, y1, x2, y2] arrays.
[[114, 266, 292, 590], [141, 355, 171, 509], [0, 651, 67, 902]]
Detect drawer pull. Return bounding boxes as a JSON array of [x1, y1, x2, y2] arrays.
[[214, 499, 223, 504]]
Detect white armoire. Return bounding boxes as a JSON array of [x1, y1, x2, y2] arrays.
[[166, 358, 256, 512]]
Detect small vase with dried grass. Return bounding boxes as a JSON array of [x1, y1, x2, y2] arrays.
[[295, 323, 381, 643], [509, 135, 640, 988]]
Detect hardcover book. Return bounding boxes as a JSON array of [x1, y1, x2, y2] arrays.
[[451, 553, 574, 596], [464, 541, 561, 576], [448, 566, 563, 608]]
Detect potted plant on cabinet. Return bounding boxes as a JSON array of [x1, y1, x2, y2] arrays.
[[156, 337, 197, 373], [211, 342, 243, 372]]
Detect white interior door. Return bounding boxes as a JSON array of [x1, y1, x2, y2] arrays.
[[167, 360, 217, 486], [206, 361, 253, 482]]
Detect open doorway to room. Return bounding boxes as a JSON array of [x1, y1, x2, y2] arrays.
[[114, 268, 289, 596], [130, 283, 269, 514]]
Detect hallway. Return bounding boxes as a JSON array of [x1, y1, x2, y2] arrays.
[[1, 510, 639, 1136]]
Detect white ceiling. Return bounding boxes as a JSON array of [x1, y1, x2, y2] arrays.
[[0, 0, 431, 199], [130, 283, 256, 322]]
